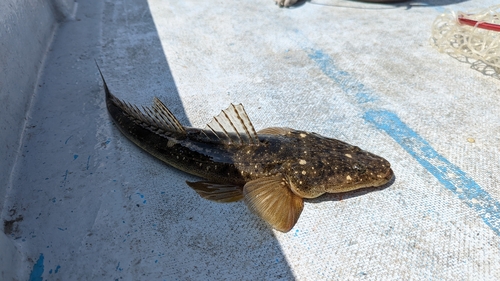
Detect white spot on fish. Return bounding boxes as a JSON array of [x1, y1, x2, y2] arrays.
[[167, 139, 176, 147], [345, 153, 352, 158], [346, 175, 352, 180], [302, 171, 306, 175], [299, 159, 307, 165], [300, 133, 307, 138]]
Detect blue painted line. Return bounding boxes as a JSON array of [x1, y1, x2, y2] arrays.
[[365, 110, 500, 235], [29, 253, 44, 281], [64, 135, 72, 144], [305, 47, 500, 235], [87, 155, 91, 170], [307, 49, 378, 104]]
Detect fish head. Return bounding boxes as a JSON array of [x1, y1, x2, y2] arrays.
[[286, 142, 393, 198], [333, 149, 394, 190]]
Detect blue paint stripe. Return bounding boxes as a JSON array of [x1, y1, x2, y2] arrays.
[[305, 47, 500, 235], [365, 110, 500, 235], [308, 49, 378, 104], [29, 253, 44, 281]]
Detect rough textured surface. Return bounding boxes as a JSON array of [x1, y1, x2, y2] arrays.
[[0, 231, 22, 281], [0, 0, 57, 227], [0, 0, 74, 279], [2, 0, 500, 279]]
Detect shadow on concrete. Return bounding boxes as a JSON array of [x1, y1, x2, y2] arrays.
[[99, 0, 189, 125], [448, 54, 500, 81], [98, 0, 296, 279], [6, 0, 296, 279]]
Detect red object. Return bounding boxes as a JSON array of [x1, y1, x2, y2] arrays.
[[458, 14, 500, 32]]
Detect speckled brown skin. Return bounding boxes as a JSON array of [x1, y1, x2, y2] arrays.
[[99, 65, 393, 232], [234, 128, 393, 198], [107, 89, 392, 199]]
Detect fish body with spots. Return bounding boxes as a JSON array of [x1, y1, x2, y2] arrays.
[[98, 67, 393, 232]]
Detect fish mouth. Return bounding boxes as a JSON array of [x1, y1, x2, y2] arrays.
[[382, 168, 394, 182]]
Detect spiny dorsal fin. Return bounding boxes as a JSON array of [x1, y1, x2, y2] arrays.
[[97, 63, 186, 135], [118, 99, 186, 135], [152, 97, 186, 134], [243, 175, 304, 233], [201, 104, 259, 145]]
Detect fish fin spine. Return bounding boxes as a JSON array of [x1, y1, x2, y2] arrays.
[[202, 103, 259, 145], [96, 63, 186, 135]]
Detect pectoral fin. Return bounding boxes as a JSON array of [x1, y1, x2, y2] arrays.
[[186, 181, 243, 203], [243, 176, 304, 232]]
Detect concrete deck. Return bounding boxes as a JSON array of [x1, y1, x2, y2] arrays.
[[1, 0, 500, 280]]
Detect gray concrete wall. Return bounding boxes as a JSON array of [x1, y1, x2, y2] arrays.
[[0, 0, 74, 279], [0, 0, 75, 226]]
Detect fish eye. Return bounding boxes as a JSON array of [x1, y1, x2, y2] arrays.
[[352, 164, 366, 173]]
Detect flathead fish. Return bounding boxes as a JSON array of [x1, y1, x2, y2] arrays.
[[98, 67, 393, 232]]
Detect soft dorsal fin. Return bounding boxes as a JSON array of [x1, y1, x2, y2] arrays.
[[258, 127, 293, 135], [201, 104, 259, 145], [243, 175, 304, 232]]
